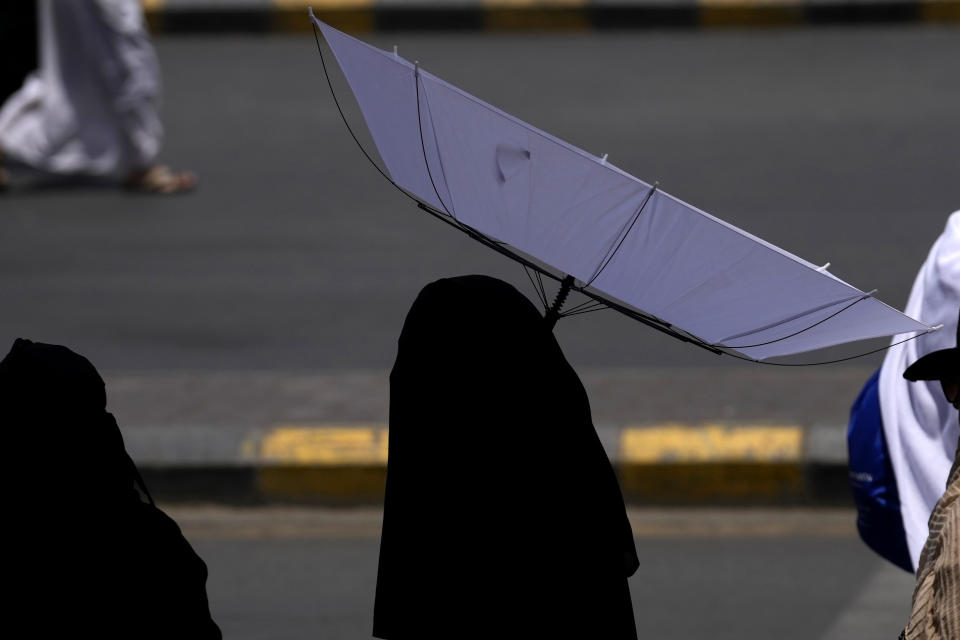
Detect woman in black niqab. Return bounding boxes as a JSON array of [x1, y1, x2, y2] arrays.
[[0, 338, 221, 639], [374, 275, 639, 639]]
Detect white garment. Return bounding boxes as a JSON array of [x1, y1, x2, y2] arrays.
[[881, 212, 960, 570], [0, 0, 162, 177]]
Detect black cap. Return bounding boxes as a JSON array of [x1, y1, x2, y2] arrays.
[[903, 308, 960, 382]]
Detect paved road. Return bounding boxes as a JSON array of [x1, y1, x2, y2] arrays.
[[2, 27, 958, 434], [174, 506, 915, 639], [1, 27, 957, 374]]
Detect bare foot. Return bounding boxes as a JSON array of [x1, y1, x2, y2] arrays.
[[124, 164, 197, 194]]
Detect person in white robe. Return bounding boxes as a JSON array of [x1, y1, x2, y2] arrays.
[[881, 212, 960, 569], [0, 0, 194, 193]]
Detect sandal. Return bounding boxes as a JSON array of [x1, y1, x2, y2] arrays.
[[124, 164, 197, 194]]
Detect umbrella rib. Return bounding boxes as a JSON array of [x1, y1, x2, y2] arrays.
[[416, 198, 722, 355], [561, 305, 608, 318], [311, 22, 464, 232], [559, 277, 723, 355], [717, 331, 934, 367], [311, 23, 402, 199], [311, 22, 463, 225], [523, 265, 549, 309], [419, 73, 459, 220], [415, 202, 726, 357], [563, 305, 606, 317], [563, 299, 606, 315], [414, 64, 456, 218], [584, 183, 658, 288], [716, 291, 875, 350], [535, 271, 548, 308]]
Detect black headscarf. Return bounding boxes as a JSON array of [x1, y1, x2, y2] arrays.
[[0, 337, 143, 508], [373, 275, 639, 639]]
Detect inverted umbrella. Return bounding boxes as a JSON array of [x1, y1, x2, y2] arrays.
[[308, 11, 937, 363]]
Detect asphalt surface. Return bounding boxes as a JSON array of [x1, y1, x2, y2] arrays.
[[1, 27, 958, 376], [175, 506, 915, 640]]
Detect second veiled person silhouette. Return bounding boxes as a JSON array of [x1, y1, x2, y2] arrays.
[[1, 338, 221, 639], [374, 275, 639, 639]]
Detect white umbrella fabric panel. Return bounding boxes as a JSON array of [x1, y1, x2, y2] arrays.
[[419, 72, 654, 289], [319, 21, 449, 212], [586, 191, 928, 360], [314, 18, 931, 360]]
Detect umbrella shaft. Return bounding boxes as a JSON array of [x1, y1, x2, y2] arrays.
[[544, 275, 576, 331]]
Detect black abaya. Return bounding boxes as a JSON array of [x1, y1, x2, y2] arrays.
[[373, 275, 639, 639]]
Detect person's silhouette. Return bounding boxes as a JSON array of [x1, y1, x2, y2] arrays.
[[0, 338, 221, 639], [373, 275, 639, 639]]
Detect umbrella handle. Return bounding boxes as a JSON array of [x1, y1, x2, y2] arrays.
[[544, 275, 576, 331]]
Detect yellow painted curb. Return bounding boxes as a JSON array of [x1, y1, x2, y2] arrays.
[[621, 424, 804, 463], [256, 425, 388, 500], [259, 424, 805, 467], [247, 423, 822, 503], [259, 425, 389, 464], [619, 424, 807, 504]]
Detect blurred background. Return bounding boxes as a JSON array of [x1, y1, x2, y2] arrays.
[[1, 1, 958, 638]]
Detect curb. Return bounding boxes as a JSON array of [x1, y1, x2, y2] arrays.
[[142, 0, 960, 31], [140, 462, 851, 506], [142, 462, 851, 506], [129, 423, 855, 505]]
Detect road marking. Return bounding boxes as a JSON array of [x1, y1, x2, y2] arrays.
[[621, 424, 803, 463], [260, 425, 388, 464]]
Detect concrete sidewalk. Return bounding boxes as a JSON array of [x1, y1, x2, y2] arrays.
[[111, 368, 862, 505], [143, 0, 960, 32]]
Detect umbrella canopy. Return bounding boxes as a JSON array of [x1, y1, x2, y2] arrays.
[[309, 13, 933, 361]]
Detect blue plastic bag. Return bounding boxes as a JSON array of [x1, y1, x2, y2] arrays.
[[847, 368, 913, 572]]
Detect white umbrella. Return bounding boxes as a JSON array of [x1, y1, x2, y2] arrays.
[[308, 11, 936, 362]]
